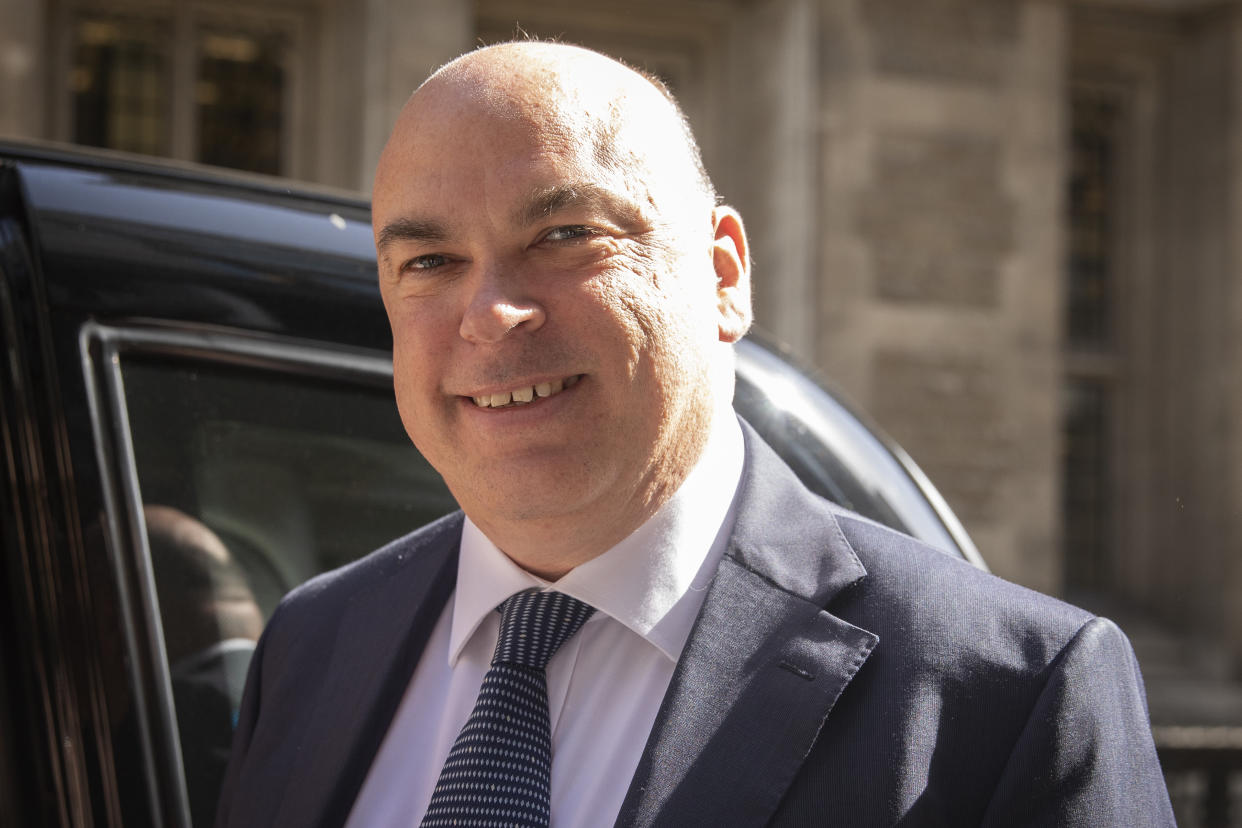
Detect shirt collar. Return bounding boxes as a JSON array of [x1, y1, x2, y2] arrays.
[[449, 409, 745, 666]]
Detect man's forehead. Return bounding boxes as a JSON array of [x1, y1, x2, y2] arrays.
[[375, 76, 596, 200], [378, 96, 632, 211], [373, 42, 710, 234], [373, 116, 612, 217]]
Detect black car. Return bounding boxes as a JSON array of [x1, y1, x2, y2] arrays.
[[0, 142, 981, 828]]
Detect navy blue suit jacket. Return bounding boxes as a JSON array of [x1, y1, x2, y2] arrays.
[[217, 422, 1174, 827]]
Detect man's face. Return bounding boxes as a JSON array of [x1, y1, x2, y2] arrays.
[[373, 72, 741, 559]]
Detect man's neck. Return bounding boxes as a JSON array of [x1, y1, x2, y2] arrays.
[[469, 469, 686, 580]]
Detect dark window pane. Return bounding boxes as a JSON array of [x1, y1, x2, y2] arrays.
[[196, 28, 287, 175], [1066, 90, 1120, 349], [121, 355, 456, 826], [72, 15, 171, 156], [1062, 378, 1110, 590]]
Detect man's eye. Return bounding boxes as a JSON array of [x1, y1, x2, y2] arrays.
[[404, 253, 448, 271], [543, 225, 596, 243]]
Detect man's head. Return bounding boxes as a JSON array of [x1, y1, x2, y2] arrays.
[[372, 42, 751, 577]]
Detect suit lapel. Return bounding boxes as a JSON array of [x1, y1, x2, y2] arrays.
[[616, 423, 879, 827], [276, 516, 462, 828]]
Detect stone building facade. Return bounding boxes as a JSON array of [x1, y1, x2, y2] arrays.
[[3, 0, 1241, 668]]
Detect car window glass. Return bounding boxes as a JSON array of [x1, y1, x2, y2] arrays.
[[120, 354, 457, 827]]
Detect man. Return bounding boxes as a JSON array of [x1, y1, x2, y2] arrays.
[[217, 42, 1174, 827]]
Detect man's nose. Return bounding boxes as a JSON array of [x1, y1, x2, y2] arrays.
[[458, 266, 546, 344]]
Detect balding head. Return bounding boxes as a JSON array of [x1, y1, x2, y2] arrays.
[[372, 42, 750, 577], [425, 43, 713, 200], [145, 505, 262, 662], [376, 42, 715, 237]]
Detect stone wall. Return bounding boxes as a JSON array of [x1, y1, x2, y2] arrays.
[[1153, 9, 1242, 652], [1070, 2, 1242, 663], [1227, 10, 1242, 665], [0, 0, 45, 140], [357, 0, 471, 190], [816, 0, 1066, 592]]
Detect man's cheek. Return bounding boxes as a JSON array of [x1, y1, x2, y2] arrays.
[[392, 361, 434, 430]]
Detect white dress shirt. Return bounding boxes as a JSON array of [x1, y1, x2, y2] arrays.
[[346, 412, 745, 827]]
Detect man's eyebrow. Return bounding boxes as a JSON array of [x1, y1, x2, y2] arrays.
[[375, 218, 449, 254], [516, 184, 642, 228]]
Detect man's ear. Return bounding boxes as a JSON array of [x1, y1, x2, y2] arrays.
[[711, 205, 752, 343]]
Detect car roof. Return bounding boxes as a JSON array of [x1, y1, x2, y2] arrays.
[[5, 139, 387, 352]]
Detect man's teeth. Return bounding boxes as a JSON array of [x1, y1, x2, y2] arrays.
[[472, 376, 579, 408]]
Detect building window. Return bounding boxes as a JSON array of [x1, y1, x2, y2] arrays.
[[65, 5, 299, 177], [1062, 87, 1122, 592], [197, 28, 288, 176], [1067, 91, 1120, 351], [71, 14, 172, 157]]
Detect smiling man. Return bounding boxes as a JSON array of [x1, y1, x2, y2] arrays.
[[216, 42, 1173, 827], [369, 48, 748, 580]]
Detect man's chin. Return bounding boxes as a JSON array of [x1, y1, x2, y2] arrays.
[[462, 489, 600, 527], [452, 466, 604, 522]]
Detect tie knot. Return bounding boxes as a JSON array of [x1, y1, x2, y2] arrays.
[[493, 589, 594, 670]]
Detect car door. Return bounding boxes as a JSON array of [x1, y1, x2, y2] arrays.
[[1, 159, 112, 828], [79, 324, 459, 827]]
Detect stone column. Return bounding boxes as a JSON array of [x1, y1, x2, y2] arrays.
[[721, 0, 820, 364], [358, 0, 472, 191], [0, 0, 46, 139], [1227, 9, 1242, 662], [816, 0, 1066, 593]]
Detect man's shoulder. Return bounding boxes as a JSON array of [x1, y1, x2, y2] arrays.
[[742, 473, 1169, 826], [827, 505, 1101, 672], [837, 506, 1087, 619], [736, 420, 1092, 636]]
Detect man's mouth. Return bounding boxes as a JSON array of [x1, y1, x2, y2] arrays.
[[469, 374, 582, 409]]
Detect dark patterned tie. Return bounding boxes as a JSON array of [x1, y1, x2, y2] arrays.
[[420, 589, 595, 827]]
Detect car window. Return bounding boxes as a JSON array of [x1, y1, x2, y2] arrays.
[[119, 352, 456, 827]]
